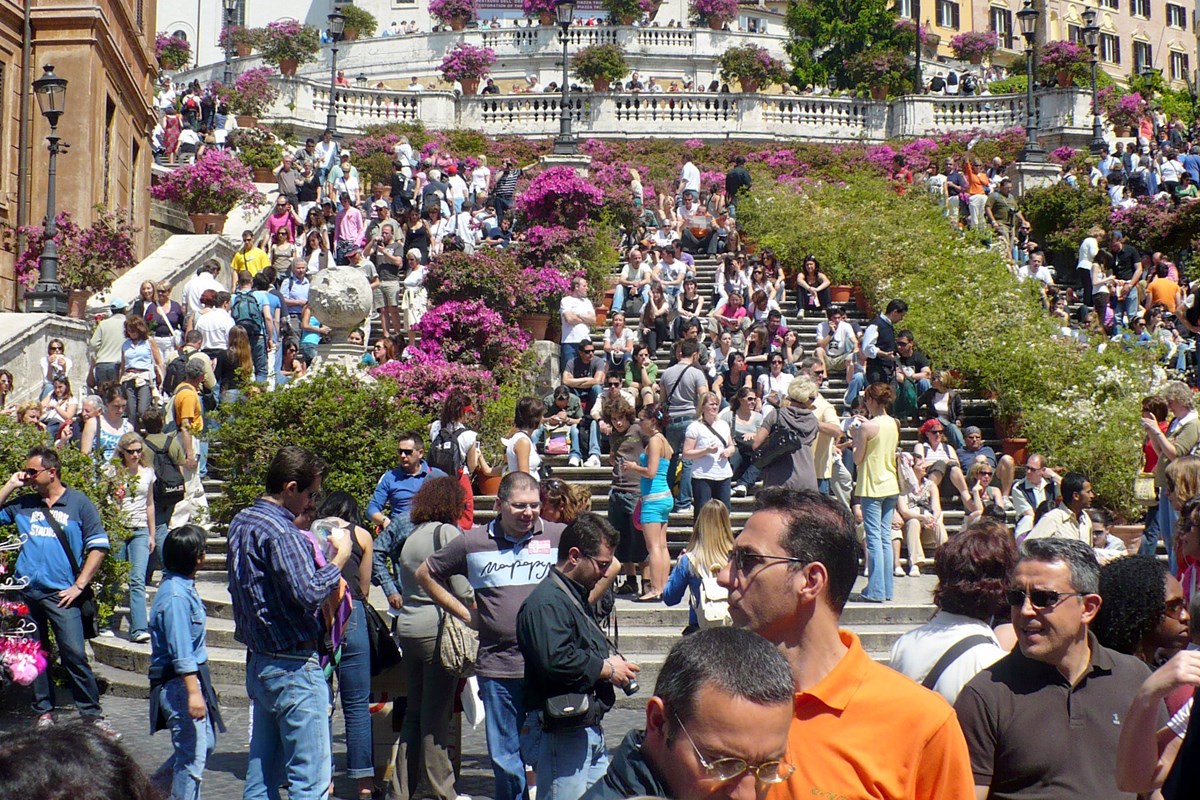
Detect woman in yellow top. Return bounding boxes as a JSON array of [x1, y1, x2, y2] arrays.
[[852, 382, 901, 603]]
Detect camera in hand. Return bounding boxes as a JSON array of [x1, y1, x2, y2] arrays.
[[622, 679, 640, 696]]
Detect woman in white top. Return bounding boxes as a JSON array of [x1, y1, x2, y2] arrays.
[[40, 338, 72, 399], [39, 375, 78, 443], [430, 389, 496, 528], [603, 311, 638, 371], [401, 248, 428, 348], [109, 431, 156, 642], [682, 391, 735, 517], [470, 156, 491, 202], [503, 396, 544, 477], [1075, 224, 1104, 307]]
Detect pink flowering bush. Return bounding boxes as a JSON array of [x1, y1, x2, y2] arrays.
[[429, 0, 480, 25], [371, 356, 498, 417], [718, 44, 789, 87], [425, 248, 525, 312], [514, 166, 605, 228], [16, 208, 140, 293], [523, 0, 559, 15], [1098, 87, 1147, 129], [1049, 145, 1077, 164], [213, 67, 280, 116], [1039, 40, 1088, 74], [439, 42, 496, 83], [258, 19, 321, 67], [219, 25, 260, 52], [950, 31, 998, 61], [155, 32, 191, 70], [690, 0, 739, 22], [409, 300, 531, 378], [149, 149, 266, 214], [893, 19, 929, 47], [1110, 198, 1200, 257]]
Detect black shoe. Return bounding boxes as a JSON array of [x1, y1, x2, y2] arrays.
[[616, 578, 638, 596], [847, 592, 884, 604]]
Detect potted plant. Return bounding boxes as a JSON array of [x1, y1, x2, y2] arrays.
[[258, 19, 321, 76], [1099, 87, 1147, 135], [718, 43, 788, 93], [15, 208, 140, 317], [439, 42, 496, 95], [950, 30, 998, 64], [339, 4, 378, 40], [155, 32, 191, 71], [690, 0, 739, 30], [429, 0, 479, 31], [844, 48, 911, 99], [149, 148, 266, 233], [219, 25, 260, 57], [571, 44, 628, 91], [227, 127, 285, 183], [214, 67, 280, 126], [524, 0, 559, 25], [1038, 39, 1088, 87], [601, 0, 656, 26]]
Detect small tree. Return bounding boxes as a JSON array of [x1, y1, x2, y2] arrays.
[[571, 44, 629, 87], [340, 5, 379, 38], [429, 0, 480, 26], [258, 19, 321, 68], [155, 32, 191, 70], [950, 30, 998, 62], [438, 42, 496, 83], [214, 67, 280, 116], [719, 44, 789, 89]]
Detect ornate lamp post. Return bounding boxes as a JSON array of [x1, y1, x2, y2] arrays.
[[222, 0, 238, 87], [1081, 7, 1105, 154], [25, 65, 69, 315], [1016, 0, 1045, 162], [553, 0, 577, 156], [326, 8, 346, 135]]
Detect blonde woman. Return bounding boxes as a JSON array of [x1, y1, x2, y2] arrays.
[[620, 402, 674, 602], [965, 459, 1003, 523], [683, 391, 735, 515], [662, 499, 734, 634], [894, 459, 948, 577], [629, 168, 644, 210], [109, 431, 156, 642], [852, 382, 901, 603]]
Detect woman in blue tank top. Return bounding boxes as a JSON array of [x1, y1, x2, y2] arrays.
[[620, 402, 675, 602]]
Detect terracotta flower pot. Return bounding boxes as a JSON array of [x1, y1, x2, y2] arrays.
[[593, 76, 610, 92], [252, 167, 275, 183], [969, 54, 983, 65], [449, 16, 468, 31], [67, 289, 91, 319], [278, 58, 298, 77], [620, 14, 636, 25], [235, 114, 258, 129], [461, 78, 480, 95], [708, 17, 726, 30], [343, 28, 360, 42], [870, 84, 888, 101], [739, 78, 759, 94], [189, 213, 226, 235], [539, 12, 555, 25], [829, 285, 854, 303], [235, 44, 252, 58], [474, 473, 502, 497], [1001, 437, 1029, 465], [518, 312, 550, 340], [1056, 70, 1073, 88]]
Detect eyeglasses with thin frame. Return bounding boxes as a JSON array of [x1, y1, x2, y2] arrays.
[[730, 547, 809, 575], [673, 714, 794, 785], [1005, 588, 1086, 610], [586, 554, 614, 574]]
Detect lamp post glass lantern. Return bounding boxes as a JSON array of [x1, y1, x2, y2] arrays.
[[1081, 7, 1105, 154], [553, 0, 578, 155], [327, 9, 346, 135], [1016, 0, 1044, 163], [25, 64, 69, 315], [223, 0, 237, 86]]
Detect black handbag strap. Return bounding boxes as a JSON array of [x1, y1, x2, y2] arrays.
[[922, 634, 993, 690], [42, 501, 82, 580], [550, 570, 618, 657], [703, 421, 728, 448]]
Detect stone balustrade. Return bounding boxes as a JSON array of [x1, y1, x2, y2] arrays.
[[276, 79, 1094, 144]]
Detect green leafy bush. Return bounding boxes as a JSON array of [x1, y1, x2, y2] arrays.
[[340, 4, 378, 38], [1020, 182, 1111, 263]]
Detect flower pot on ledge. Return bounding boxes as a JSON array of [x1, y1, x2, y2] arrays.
[[235, 44, 252, 58], [252, 167, 275, 183], [449, 16, 468, 31], [1056, 70, 1073, 88], [829, 285, 853, 303], [235, 114, 258, 129], [278, 58, 298, 77], [869, 85, 888, 101], [67, 290, 91, 319], [739, 78, 759, 94], [1001, 437, 1028, 465], [539, 12, 555, 25], [188, 213, 226, 235], [518, 312, 551, 340], [461, 78, 480, 95], [474, 472, 502, 497], [593, 76, 611, 92], [708, 17, 727, 30]]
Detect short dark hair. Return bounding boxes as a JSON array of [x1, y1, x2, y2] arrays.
[[264, 446, 327, 494], [184, 330, 203, 346], [397, 430, 425, 451], [27, 445, 59, 473], [498, 470, 540, 502], [896, 329, 914, 343], [679, 339, 700, 359], [933, 520, 1016, 621], [1094, 555, 1169, 655], [140, 407, 165, 434], [162, 524, 207, 575], [1061, 472, 1088, 505], [214, 291, 231, 307], [514, 396, 544, 430], [655, 628, 794, 734], [1018, 537, 1100, 595], [410, 476, 466, 525], [751, 488, 858, 611], [0, 722, 159, 800], [885, 298, 908, 315], [560, 511, 619, 560]]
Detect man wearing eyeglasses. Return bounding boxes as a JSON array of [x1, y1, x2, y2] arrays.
[[0, 445, 113, 736], [715, 488, 975, 798], [517, 513, 639, 800], [955, 538, 1160, 799], [1010, 454, 1061, 541], [1025, 471, 1093, 545], [418, 471, 564, 800], [582, 627, 796, 800]]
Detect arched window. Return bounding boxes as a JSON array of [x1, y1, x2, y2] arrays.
[[173, 29, 188, 41]]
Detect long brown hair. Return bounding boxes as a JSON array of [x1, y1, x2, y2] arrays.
[[226, 326, 254, 381]]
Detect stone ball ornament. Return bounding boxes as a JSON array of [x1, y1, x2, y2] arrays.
[[308, 265, 372, 331]]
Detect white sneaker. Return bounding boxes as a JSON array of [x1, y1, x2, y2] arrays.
[[568, 456, 582, 467], [131, 632, 151, 644], [892, 566, 905, 578], [584, 455, 601, 467], [99, 629, 115, 638], [732, 484, 747, 497], [908, 565, 922, 578]]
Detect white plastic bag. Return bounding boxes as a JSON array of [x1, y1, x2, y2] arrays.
[[462, 675, 485, 729]]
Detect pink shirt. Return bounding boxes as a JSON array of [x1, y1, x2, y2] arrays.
[[266, 211, 297, 242], [335, 206, 365, 249]]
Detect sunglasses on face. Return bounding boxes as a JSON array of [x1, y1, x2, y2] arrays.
[[1006, 588, 1084, 610], [49, 346, 63, 352], [398, 448, 416, 456]]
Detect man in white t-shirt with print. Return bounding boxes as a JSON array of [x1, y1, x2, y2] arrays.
[[560, 276, 596, 368]]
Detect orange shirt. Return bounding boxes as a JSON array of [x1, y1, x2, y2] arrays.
[[1146, 277, 1179, 313], [964, 161, 990, 196], [768, 631, 976, 800], [173, 384, 204, 435]]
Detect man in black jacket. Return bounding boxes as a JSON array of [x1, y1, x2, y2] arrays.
[[582, 627, 795, 800], [517, 513, 639, 800]]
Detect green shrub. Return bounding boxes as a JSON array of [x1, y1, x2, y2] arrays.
[[1020, 182, 1111, 263], [340, 4, 378, 38]]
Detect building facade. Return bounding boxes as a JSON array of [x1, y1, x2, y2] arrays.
[[0, 0, 157, 310]]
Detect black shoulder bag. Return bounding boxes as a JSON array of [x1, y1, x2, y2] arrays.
[[752, 411, 807, 468], [542, 571, 618, 733], [921, 634, 993, 690], [44, 508, 100, 639]]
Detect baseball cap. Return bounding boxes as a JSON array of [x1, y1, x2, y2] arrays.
[[109, 296, 129, 311], [373, 199, 389, 208], [447, 165, 457, 175]]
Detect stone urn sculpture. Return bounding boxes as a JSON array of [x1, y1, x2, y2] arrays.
[[307, 265, 372, 369]]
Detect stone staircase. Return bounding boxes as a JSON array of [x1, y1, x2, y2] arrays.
[[90, 254, 1004, 703]]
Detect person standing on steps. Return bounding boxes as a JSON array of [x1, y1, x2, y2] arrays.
[[657, 339, 708, 515], [227, 446, 354, 800], [561, 276, 597, 369], [861, 298, 907, 387]]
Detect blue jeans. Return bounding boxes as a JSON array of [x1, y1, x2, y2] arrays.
[[118, 528, 152, 636], [538, 724, 609, 800], [691, 478, 730, 516], [844, 373, 866, 408], [1158, 487, 1179, 575], [248, 331, 268, 382], [153, 676, 214, 800], [818, 478, 830, 495], [273, 338, 285, 385], [1112, 291, 1140, 330], [243, 651, 332, 800], [479, 676, 528, 800], [567, 422, 602, 461], [336, 602, 374, 779], [24, 588, 102, 716], [665, 417, 694, 508], [560, 341, 582, 370], [93, 362, 120, 389], [861, 495, 897, 602], [611, 284, 648, 315], [1140, 503, 1162, 558]]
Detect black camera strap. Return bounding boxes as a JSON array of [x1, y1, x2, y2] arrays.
[[549, 570, 621, 658]]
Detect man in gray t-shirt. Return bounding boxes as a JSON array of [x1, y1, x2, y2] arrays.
[[657, 339, 709, 511], [417, 472, 564, 800]]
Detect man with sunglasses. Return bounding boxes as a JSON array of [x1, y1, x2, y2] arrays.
[[955, 538, 1160, 799], [517, 513, 639, 799], [1025, 471, 1093, 544], [0, 445, 113, 736], [715, 488, 974, 798], [583, 627, 794, 800]]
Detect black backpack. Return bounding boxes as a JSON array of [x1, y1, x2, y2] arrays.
[[145, 434, 186, 506], [162, 353, 189, 395], [427, 426, 466, 476]]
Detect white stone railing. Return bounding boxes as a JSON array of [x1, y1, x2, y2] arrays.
[[273, 79, 1094, 143]]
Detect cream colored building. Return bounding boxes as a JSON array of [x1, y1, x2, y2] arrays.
[[0, 0, 158, 310]]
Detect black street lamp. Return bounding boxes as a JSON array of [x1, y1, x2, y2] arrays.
[[25, 64, 69, 315], [553, 0, 577, 156], [222, 0, 238, 87], [1016, 0, 1045, 162], [913, 0, 923, 94], [1081, 7, 1105, 154], [326, 8, 346, 135]]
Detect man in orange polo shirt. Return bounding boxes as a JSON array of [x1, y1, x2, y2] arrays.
[[717, 488, 975, 800]]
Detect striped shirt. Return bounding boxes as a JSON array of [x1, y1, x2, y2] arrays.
[[226, 498, 341, 653], [494, 168, 521, 199]]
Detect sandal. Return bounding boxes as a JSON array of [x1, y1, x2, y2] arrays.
[[635, 592, 662, 603]]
